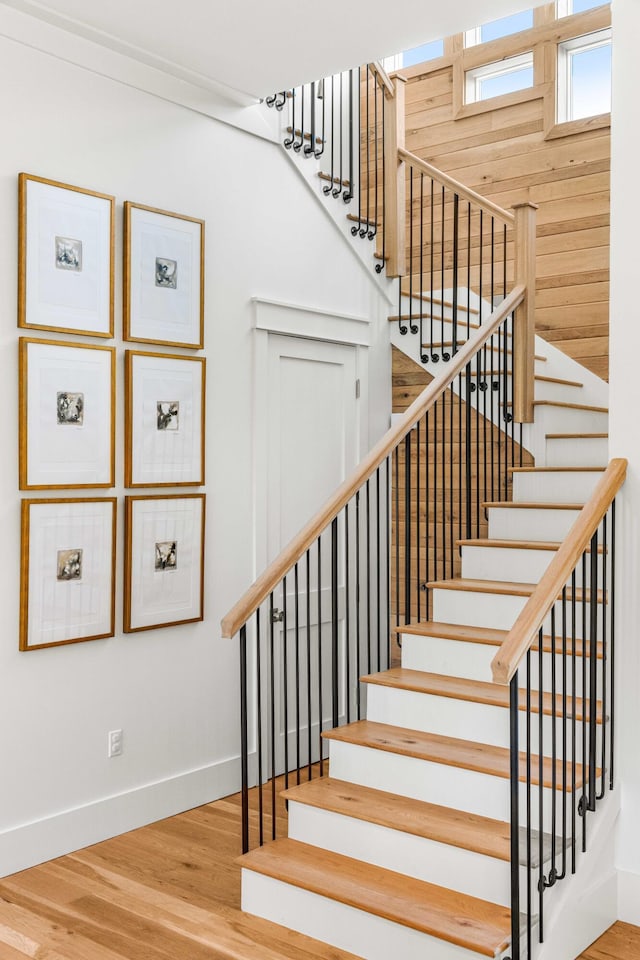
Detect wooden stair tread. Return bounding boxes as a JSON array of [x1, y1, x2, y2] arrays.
[[426, 577, 605, 603], [395, 620, 602, 658], [426, 341, 547, 361], [546, 432, 608, 439], [322, 720, 593, 790], [456, 537, 605, 553], [362, 668, 603, 722], [346, 213, 378, 226], [282, 778, 562, 868], [318, 171, 351, 187], [400, 289, 480, 315], [533, 400, 608, 413], [389, 313, 481, 328], [240, 838, 512, 956], [482, 500, 584, 510], [508, 466, 605, 473]]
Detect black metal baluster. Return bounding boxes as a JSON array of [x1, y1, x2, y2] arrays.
[[420, 174, 427, 363], [294, 563, 301, 783], [440, 186, 448, 359], [332, 72, 343, 197], [452, 193, 459, 354], [317, 539, 324, 776], [441, 393, 447, 577], [557, 587, 568, 882], [284, 87, 296, 149], [394, 449, 399, 629], [416, 409, 421, 622], [376, 469, 382, 671], [571, 569, 577, 872], [315, 79, 325, 159], [256, 609, 264, 845], [425, 410, 431, 603], [465, 362, 472, 539], [282, 575, 289, 790], [240, 623, 249, 853], [353, 68, 362, 233], [597, 514, 607, 800], [344, 69, 354, 203], [409, 169, 414, 335], [610, 500, 616, 789], [323, 76, 334, 195], [345, 503, 351, 724], [356, 489, 362, 716], [549, 607, 558, 886], [370, 75, 378, 233], [434, 401, 439, 578], [306, 551, 312, 779], [386, 457, 391, 667], [362, 67, 370, 237], [527, 648, 533, 959], [510, 671, 521, 960], [366, 478, 372, 668], [581, 552, 587, 851], [538, 624, 545, 943], [270, 592, 276, 838], [430, 179, 437, 361], [304, 81, 316, 157], [467, 204, 471, 344], [449, 375, 454, 576], [588, 531, 599, 811], [404, 435, 411, 623], [331, 518, 339, 730], [294, 82, 305, 153]]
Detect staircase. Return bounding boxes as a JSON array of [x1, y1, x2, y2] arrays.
[[222, 60, 623, 960], [237, 387, 617, 960]]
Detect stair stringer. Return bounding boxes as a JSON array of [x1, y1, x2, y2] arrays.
[[526, 788, 620, 960]]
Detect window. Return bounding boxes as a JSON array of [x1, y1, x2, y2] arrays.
[[465, 52, 534, 103], [401, 38, 445, 68], [557, 29, 612, 121], [466, 9, 533, 47], [557, 0, 609, 17]]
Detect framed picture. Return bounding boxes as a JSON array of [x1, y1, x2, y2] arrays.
[[124, 202, 204, 349], [20, 498, 117, 651], [124, 494, 205, 632], [125, 350, 205, 487], [18, 173, 115, 338], [19, 338, 115, 490]]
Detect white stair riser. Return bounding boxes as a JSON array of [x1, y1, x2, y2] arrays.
[[487, 506, 582, 541], [461, 545, 556, 583], [460, 545, 606, 587], [328, 739, 566, 833], [512, 471, 603, 504], [531, 381, 584, 403], [545, 437, 608, 468], [365, 684, 601, 759], [242, 869, 493, 960], [431, 588, 602, 634], [534, 406, 608, 436], [287, 801, 515, 906], [399, 632, 603, 694]]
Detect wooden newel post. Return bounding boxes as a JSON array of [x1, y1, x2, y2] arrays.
[[512, 201, 538, 424], [383, 76, 406, 278]]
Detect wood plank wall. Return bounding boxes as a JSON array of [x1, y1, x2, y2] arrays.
[[395, 3, 611, 380], [391, 347, 533, 622]]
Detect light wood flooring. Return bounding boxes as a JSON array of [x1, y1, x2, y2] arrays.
[[0, 782, 637, 959]]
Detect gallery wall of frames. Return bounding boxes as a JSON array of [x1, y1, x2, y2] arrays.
[[17, 173, 206, 651]]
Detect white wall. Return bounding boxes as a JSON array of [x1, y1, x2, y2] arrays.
[[609, 0, 640, 926], [0, 31, 392, 875]]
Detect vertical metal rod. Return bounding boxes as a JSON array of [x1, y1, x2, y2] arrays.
[[416, 400, 421, 622], [433, 401, 439, 578], [409, 169, 414, 333], [526, 649, 532, 958], [355, 67, 362, 226], [419, 173, 425, 361], [356, 489, 362, 717], [317, 539, 324, 776], [240, 624, 249, 854], [256, 610, 264, 845], [331, 518, 339, 730], [282, 575, 289, 790], [441, 393, 447, 576], [425, 411, 431, 606], [449, 374, 454, 577], [306, 81, 316, 157], [394, 448, 399, 630], [550, 606, 557, 877], [269, 592, 276, 838], [372, 75, 378, 235], [380, 85, 386, 262], [366, 479, 372, 668], [376, 467, 382, 671], [597, 514, 607, 800], [571, 569, 577, 872], [452, 193, 459, 355], [610, 499, 616, 789], [558, 587, 568, 881], [589, 530, 599, 810], [538, 625, 545, 942], [404, 435, 411, 623], [336, 71, 343, 197], [440, 186, 446, 357], [364, 67, 370, 236], [306, 551, 312, 779], [581, 553, 587, 852], [294, 563, 301, 784], [345, 503, 351, 724], [386, 457, 392, 667], [465, 362, 472, 540], [509, 672, 521, 960], [430, 179, 435, 358]]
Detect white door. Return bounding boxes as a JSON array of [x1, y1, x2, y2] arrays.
[[264, 334, 362, 775]]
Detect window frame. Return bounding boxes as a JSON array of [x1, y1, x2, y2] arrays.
[[465, 51, 535, 105], [556, 27, 612, 123], [464, 9, 534, 48]]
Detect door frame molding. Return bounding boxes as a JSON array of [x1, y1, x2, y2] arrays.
[[251, 297, 370, 582]]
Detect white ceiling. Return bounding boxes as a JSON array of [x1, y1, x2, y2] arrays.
[[2, 0, 542, 101]]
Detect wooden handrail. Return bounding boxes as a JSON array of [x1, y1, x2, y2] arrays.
[[398, 148, 515, 228], [369, 61, 396, 99], [491, 457, 627, 686], [221, 286, 525, 639]]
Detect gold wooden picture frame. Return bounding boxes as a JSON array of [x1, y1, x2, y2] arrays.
[[18, 173, 115, 338], [124, 202, 205, 349], [124, 349, 205, 488], [19, 338, 116, 490], [124, 494, 205, 633], [20, 497, 117, 651]]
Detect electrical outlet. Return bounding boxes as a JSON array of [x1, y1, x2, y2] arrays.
[[108, 729, 123, 758]]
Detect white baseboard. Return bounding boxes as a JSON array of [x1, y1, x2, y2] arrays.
[[618, 868, 640, 924], [0, 755, 241, 878]]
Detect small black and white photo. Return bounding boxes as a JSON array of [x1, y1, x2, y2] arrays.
[[56, 548, 83, 581], [155, 540, 177, 571], [55, 235, 83, 272], [156, 401, 179, 431], [155, 257, 177, 289], [57, 391, 84, 426]]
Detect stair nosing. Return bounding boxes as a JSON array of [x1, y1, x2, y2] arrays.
[[482, 500, 584, 510], [426, 577, 605, 603], [395, 619, 602, 657]]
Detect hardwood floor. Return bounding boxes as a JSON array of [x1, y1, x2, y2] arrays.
[[0, 783, 637, 959]]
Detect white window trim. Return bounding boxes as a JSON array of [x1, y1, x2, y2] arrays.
[[556, 27, 612, 122], [557, 0, 609, 18], [465, 10, 533, 48], [465, 52, 534, 104]]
